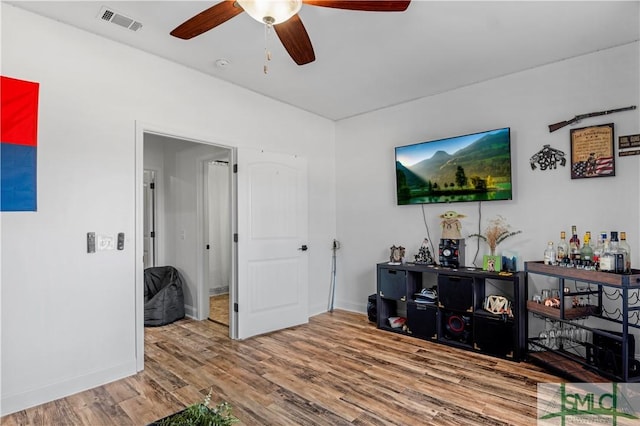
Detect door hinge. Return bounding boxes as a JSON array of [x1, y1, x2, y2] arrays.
[[233, 164, 238, 173], [234, 233, 238, 243], [206, 244, 210, 250], [150, 231, 155, 238], [234, 303, 238, 313], [150, 182, 155, 189]]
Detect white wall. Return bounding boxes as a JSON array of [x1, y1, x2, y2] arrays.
[[0, 5, 336, 415], [334, 42, 640, 315]]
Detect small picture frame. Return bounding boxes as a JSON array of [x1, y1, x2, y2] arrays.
[[483, 255, 502, 272], [570, 123, 615, 179]]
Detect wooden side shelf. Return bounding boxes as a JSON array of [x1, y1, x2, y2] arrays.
[[526, 261, 640, 287], [526, 300, 598, 320]]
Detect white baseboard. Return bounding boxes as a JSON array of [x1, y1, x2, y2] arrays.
[[0, 361, 136, 417]]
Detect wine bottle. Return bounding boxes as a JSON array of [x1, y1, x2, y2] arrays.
[[556, 231, 569, 265], [620, 231, 631, 273]]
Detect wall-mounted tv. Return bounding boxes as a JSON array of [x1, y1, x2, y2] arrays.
[[395, 127, 512, 205]]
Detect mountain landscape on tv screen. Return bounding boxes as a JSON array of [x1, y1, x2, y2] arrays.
[[396, 130, 512, 204]]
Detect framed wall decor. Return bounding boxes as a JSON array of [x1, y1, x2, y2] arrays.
[[570, 123, 615, 179]]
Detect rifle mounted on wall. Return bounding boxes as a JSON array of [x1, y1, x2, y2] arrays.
[[548, 105, 637, 133]]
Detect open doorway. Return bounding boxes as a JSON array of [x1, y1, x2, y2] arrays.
[[142, 131, 233, 326]]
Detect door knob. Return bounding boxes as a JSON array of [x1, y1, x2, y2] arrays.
[[298, 245, 308, 251]]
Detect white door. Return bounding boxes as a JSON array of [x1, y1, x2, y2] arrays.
[[236, 148, 309, 339]]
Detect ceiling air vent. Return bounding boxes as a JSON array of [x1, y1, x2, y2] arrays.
[[97, 6, 143, 32]]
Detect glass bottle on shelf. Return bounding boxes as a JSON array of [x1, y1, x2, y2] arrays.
[[557, 231, 569, 265], [544, 241, 556, 265], [599, 239, 614, 272], [620, 231, 631, 273], [569, 225, 581, 264], [593, 231, 607, 269], [610, 231, 627, 274], [580, 232, 593, 268]]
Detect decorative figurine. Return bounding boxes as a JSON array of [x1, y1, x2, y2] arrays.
[[440, 210, 465, 239], [414, 238, 435, 265]]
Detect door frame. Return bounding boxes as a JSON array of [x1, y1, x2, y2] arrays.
[[198, 155, 234, 323], [134, 121, 237, 371]]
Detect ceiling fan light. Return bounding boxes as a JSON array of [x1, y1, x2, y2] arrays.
[[237, 0, 302, 25]]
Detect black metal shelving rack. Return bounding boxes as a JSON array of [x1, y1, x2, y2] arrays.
[[525, 261, 640, 382]]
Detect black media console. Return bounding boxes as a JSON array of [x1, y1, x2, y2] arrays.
[[376, 262, 526, 361]]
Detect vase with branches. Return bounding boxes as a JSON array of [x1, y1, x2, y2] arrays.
[[468, 215, 521, 256]]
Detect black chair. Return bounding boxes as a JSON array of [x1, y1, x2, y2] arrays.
[[144, 266, 185, 326]]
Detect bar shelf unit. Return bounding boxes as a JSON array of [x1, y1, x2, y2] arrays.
[[525, 261, 640, 382]]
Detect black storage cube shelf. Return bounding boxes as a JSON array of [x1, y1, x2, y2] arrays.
[[474, 313, 515, 357], [407, 301, 437, 340], [379, 268, 407, 300], [438, 275, 474, 312]]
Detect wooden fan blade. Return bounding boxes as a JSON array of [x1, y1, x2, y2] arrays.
[[303, 0, 410, 12], [274, 15, 316, 66], [171, 0, 243, 39]]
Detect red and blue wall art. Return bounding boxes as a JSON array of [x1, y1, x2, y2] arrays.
[[1, 76, 40, 211]]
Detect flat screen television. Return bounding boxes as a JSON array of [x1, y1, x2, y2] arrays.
[[395, 127, 512, 205]]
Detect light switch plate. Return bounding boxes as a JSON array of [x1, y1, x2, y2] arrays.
[[87, 232, 96, 253]]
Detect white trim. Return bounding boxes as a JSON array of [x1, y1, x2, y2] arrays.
[[1, 361, 136, 416]]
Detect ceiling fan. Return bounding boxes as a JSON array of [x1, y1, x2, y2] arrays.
[[170, 0, 411, 66]]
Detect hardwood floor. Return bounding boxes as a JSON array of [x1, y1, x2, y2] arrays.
[[1, 310, 565, 425], [209, 293, 229, 326]]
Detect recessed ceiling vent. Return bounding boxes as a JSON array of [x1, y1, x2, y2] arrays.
[[97, 6, 143, 32]]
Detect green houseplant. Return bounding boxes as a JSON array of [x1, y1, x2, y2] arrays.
[[151, 390, 239, 426]]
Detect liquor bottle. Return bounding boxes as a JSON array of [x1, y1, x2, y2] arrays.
[[569, 225, 581, 263], [599, 239, 614, 272], [556, 231, 569, 265], [544, 241, 556, 265], [580, 233, 593, 267], [620, 231, 632, 273], [593, 231, 607, 269], [610, 231, 625, 274]]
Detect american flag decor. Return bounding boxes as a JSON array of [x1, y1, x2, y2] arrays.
[[572, 155, 615, 178]]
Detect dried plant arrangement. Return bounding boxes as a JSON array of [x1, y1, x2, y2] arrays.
[[468, 215, 521, 256]]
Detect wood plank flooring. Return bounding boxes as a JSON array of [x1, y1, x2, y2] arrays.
[[209, 293, 229, 326], [1, 310, 565, 425]]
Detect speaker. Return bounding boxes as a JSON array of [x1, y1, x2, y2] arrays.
[[442, 311, 472, 344], [439, 238, 465, 268], [367, 294, 377, 323]]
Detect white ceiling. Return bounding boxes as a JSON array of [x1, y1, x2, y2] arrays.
[[6, 1, 640, 121]]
